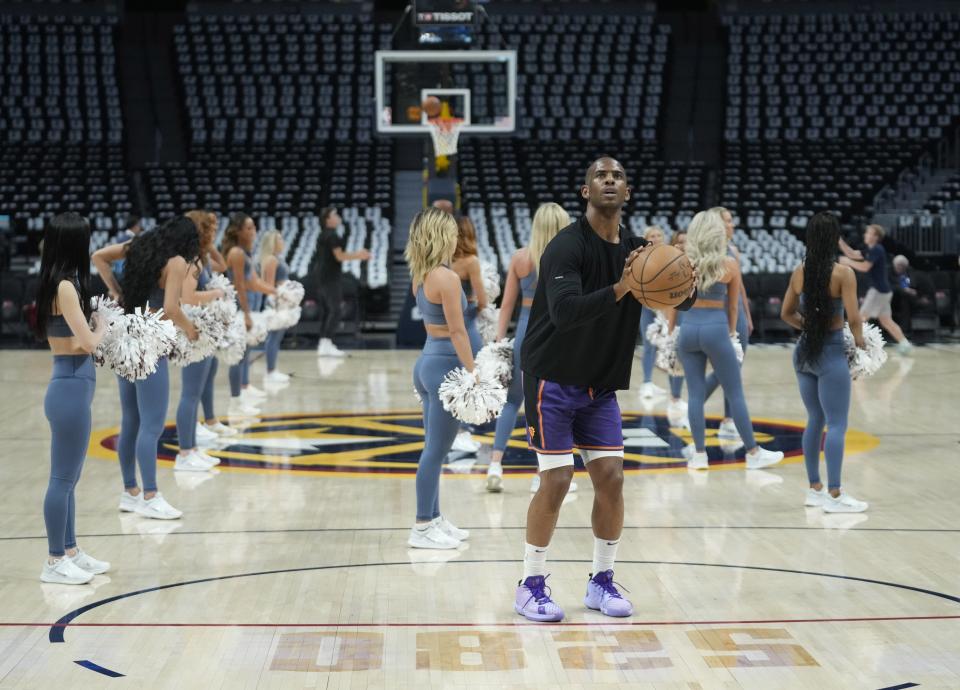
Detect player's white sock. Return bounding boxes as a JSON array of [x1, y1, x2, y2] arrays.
[[523, 542, 548, 580], [592, 536, 620, 574]]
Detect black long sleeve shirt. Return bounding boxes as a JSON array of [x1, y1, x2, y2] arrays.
[[520, 216, 695, 390]]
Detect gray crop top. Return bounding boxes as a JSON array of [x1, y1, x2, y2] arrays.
[[417, 285, 468, 326]]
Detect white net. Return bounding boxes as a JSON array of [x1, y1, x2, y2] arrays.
[[428, 118, 464, 157]]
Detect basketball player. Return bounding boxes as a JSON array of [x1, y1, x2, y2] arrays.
[[677, 209, 783, 471], [315, 207, 371, 357], [638, 225, 667, 399], [701, 207, 753, 440], [92, 217, 201, 520], [487, 202, 577, 495], [514, 157, 697, 622], [781, 212, 868, 512], [406, 208, 474, 549], [838, 224, 913, 355], [36, 213, 110, 584]]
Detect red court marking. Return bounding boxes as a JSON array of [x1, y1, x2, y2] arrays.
[[6, 614, 960, 629]]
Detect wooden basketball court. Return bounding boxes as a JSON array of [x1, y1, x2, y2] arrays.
[[1, 345, 958, 688]]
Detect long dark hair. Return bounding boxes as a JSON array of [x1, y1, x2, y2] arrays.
[[798, 212, 840, 366], [120, 216, 200, 313], [34, 212, 92, 340]]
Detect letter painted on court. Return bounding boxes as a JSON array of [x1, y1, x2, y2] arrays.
[[416, 632, 525, 671], [688, 628, 818, 668], [270, 632, 384, 672], [554, 630, 672, 670]]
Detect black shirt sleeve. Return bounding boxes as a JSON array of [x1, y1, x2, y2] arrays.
[[540, 233, 619, 332]]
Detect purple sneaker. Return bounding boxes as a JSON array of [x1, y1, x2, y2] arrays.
[[584, 570, 633, 617], [514, 575, 564, 622]]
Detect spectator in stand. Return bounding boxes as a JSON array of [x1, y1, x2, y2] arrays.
[[891, 254, 935, 334], [315, 207, 371, 358]]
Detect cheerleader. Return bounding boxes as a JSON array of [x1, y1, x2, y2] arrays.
[[677, 210, 783, 471], [92, 217, 200, 519], [486, 203, 578, 495], [172, 211, 228, 471], [449, 215, 487, 454], [702, 207, 754, 440], [221, 213, 276, 416], [781, 213, 868, 512], [666, 229, 689, 428], [406, 208, 474, 549], [258, 229, 291, 385], [36, 213, 110, 583], [638, 226, 668, 400]]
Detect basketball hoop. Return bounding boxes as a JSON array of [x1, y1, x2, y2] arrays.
[[427, 117, 464, 157]]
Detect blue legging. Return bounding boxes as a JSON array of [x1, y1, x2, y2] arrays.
[[464, 304, 483, 355], [117, 358, 169, 493], [44, 355, 96, 557], [265, 329, 285, 372], [201, 356, 218, 421], [493, 310, 530, 452], [794, 331, 850, 490], [176, 357, 212, 450], [678, 310, 756, 452], [228, 350, 249, 397], [669, 374, 684, 399], [703, 302, 749, 417], [413, 338, 462, 522], [640, 308, 657, 383]]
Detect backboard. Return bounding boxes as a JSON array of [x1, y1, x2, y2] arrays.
[[375, 50, 517, 135]]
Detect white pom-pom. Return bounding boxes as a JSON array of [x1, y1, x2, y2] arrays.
[[481, 262, 501, 302], [205, 273, 237, 304], [94, 308, 177, 381], [266, 306, 301, 331], [218, 311, 247, 365], [654, 328, 684, 376], [645, 310, 670, 349], [438, 367, 507, 425], [245, 311, 270, 346], [476, 305, 500, 344], [169, 305, 224, 367], [276, 280, 305, 310], [730, 332, 744, 364], [476, 338, 515, 387], [90, 295, 124, 328], [843, 322, 888, 379]]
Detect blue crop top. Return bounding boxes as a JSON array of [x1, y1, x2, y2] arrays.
[[698, 280, 728, 302], [520, 269, 537, 299], [417, 285, 468, 327], [147, 285, 165, 309], [47, 278, 81, 337], [276, 260, 289, 283], [800, 294, 844, 316]]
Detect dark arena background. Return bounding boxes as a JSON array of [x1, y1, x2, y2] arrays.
[[1, 0, 959, 688]]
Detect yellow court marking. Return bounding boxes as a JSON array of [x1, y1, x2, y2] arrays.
[[87, 410, 880, 478]]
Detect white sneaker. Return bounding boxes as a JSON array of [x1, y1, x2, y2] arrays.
[[68, 548, 110, 575], [896, 341, 913, 356], [667, 400, 691, 429], [136, 493, 183, 520], [228, 398, 260, 417], [174, 452, 213, 473], [407, 523, 461, 550], [324, 342, 348, 357], [804, 487, 829, 507], [529, 475, 578, 493], [486, 463, 503, 492], [745, 446, 784, 469], [195, 423, 218, 443], [118, 491, 141, 513], [205, 421, 238, 436], [718, 419, 741, 439], [823, 491, 868, 513], [687, 451, 709, 470], [317, 337, 332, 355], [244, 385, 267, 400], [452, 431, 481, 454], [640, 382, 666, 399], [196, 449, 220, 467], [435, 516, 469, 541], [41, 557, 94, 585], [265, 371, 290, 384]]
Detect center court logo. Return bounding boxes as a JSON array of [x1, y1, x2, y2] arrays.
[[88, 411, 877, 476]]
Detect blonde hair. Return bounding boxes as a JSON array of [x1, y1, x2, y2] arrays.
[[528, 202, 570, 272], [686, 209, 729, 292], [867, 223, 886, 240], [257, 229, 283, 271], [405, 208, 458, 288]]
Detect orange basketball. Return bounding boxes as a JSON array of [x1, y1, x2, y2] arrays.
[[422, 96, 442, 118], [627, 244, 695, 308]]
